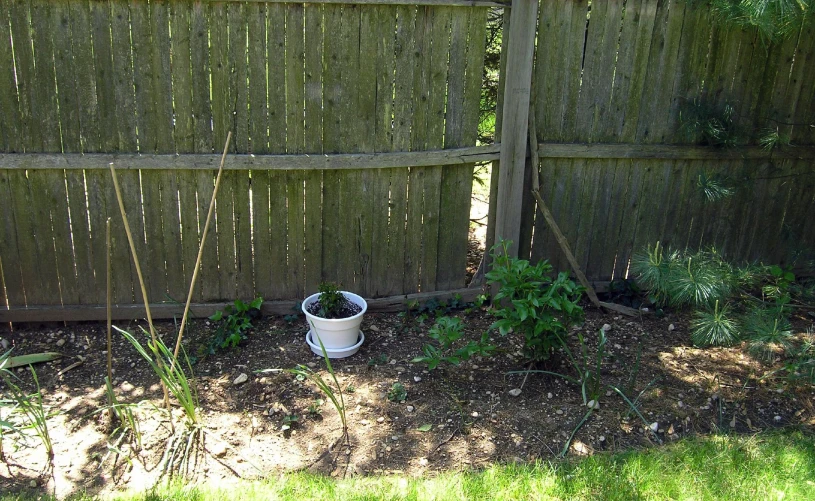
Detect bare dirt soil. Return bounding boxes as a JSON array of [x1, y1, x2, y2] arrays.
[[2, 301, 814, 498]]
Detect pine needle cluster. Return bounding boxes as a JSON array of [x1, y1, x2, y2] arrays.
[[631, 243, 808, 366], [691, 0, 814, 41]]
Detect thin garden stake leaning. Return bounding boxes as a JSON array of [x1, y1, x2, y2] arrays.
[[172, 131, 232, 365], [109, 163, 169, 407], [106, 217, 113, 418]]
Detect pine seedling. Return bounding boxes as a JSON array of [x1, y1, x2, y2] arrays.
[[691, 300, 740, 347]]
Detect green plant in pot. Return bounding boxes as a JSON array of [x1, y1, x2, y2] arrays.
[[302, 282, 367, 358]]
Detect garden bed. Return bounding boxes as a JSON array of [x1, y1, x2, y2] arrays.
[[1, 305, 813, 498]]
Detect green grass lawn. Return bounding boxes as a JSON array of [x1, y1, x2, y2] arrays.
[[5, 430, 814, 501]]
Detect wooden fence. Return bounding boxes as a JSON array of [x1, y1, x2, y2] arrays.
[[0, 0, 489, 319], [493, 0, 815, 282]]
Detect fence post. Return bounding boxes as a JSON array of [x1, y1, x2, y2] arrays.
[[493, 0, 538, 258]]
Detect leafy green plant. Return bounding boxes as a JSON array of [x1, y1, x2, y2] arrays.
[[207, 297, 263, 352], [486, 239, 584, 361], [691, 300, 740, 347], [412, 316, 495, 370], [387, 382, 407, 402], [368, 354, 388, 367], [308, 399, 324, 417], [281, 414, 299, 432], [315, 282, 346, 318]]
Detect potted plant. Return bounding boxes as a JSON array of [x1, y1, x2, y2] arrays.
[[302, 282, 367, 357]]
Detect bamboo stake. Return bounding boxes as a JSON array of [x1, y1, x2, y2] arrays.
[[106, 218, 113, 418], [109, 163, 170, 405], [172, 131, 232, 363]]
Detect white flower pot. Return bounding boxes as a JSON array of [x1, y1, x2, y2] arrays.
[[301, 291, 367, 350]]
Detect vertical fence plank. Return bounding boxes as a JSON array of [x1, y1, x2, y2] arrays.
[[195, 170, 219, 301], [0, 1, 20, 152], [51, 2, 81, 152], [229, 2, 249, 153], [64, 170, 97, 303], [319, 4, 340, 286], [156, 170, 183, 302], [384, 4, 416, 296], [303, 3, 324, 295], [233, 172, 254, 299], [436, 7, 469, 291], [151, 0, 174, 153], [585, 160, 623, 280], [635, 0, 685, 143], [90, 0, 117, 152], [45, 170, 80, 305], [0, 171, 25, 305], [29, 1, 60, 152], [216, 171, 237, 300], [130, 0, 155, 152], [176, 172, 197, 300], [248, 2, 268, 154], [117, 170, 145, 303], [141, 170, 168, 301], [190, 1, 212, 153], [26, 171, 63, 304], [252, 170, 273, 299], [9, 0, 37, 151], [171, 0, 194, 153], [6, 171, 42, 304], [405, 6, 429, 293], [367, 6, 396, 296], [69, 0, 101, 152], [559, 0, 588, 141], [269, 171, 289, 298], [210, 1, 231, 153], [110, 1, 137, 151]]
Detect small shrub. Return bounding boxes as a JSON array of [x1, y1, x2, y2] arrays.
[[207, 297, 263, 352], [307, 282, 362, 319], [486, 240, 584, 361], [630, 242, 738, 308], [743, 306, 794, 362], [412, 316, 495, 370], [387, 383, 407, 402], [691, 300, 740, 347]]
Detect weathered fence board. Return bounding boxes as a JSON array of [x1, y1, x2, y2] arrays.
[[0, 1, 487, 317], [516, 0, 815, 282]]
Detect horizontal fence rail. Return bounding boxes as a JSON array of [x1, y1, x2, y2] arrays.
[[0, 0, 489, 318]]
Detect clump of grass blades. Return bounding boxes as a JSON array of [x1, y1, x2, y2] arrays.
[[0, 354, 54, 469], [507, 330, 661, 457], [257, 326, 349, 453], [100, 376, 143, 452], [691, 300, 741, 347], [116, 327, 199, 427]]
